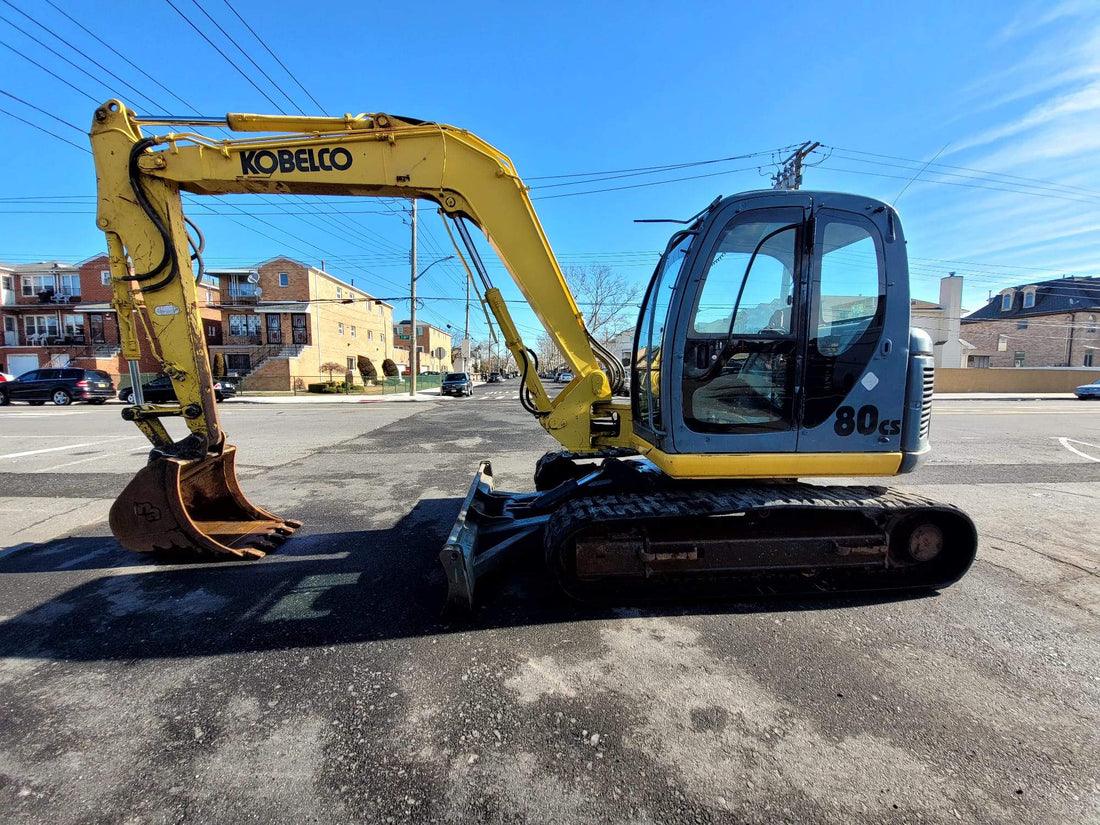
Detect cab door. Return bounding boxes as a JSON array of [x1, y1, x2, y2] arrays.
[[797, 206, 904, 453], [670, 200, 809, 455]]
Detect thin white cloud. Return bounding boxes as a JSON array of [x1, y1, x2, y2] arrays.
[[994, 0, 1097, 43], [949, 82, 1100, 155]]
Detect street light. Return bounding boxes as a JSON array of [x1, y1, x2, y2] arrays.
[[409, 251, 454, 396]]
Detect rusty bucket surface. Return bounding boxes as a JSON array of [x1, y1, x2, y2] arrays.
[[108, 445, 301, 559]]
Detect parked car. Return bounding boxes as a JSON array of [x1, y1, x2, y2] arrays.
[[488, 372, 502, 383], [440, 372, 474, 397], [1075, 379, 1100, 400], [0, 367, 115, 406], [556, 371, 575, 383], [0, 371, 14, 383], [119, 375, 237, 404]]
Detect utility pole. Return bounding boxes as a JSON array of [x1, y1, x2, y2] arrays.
[[462, 269, 471, 373], [771, 141, 820, 191], [409, 200, 418, 397]]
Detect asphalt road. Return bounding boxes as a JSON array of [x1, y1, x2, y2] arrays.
[[0, 391, 1098, 824]]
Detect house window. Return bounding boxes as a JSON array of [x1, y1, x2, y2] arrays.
[[1001, 293, 1013, 311], [336, 287, 343, 299], [101, 270, 111, 285], [228, 314, 261, 337], [23, 275, 58, 297], [55, 274, 79, 297], [1085, 352, 1094, 367], [346, 356, 355, 371], [225, 353, 251, 373], [1014, 351, 1025, 367], [62, 314, 84, 338], [1089, 315, 1097, 334], [367, 329, 373, 341], [969, 355, 990, 368], [416, 326, 424, 336], [380, 332, 386, 343], [338, 322, 344, 335], [24, 315, 58, 338], [279, 272, 289, 287], [997, 334, 1008, 351], [1023, 291, 1036, 308], [350, 326, 356, 338], [1017, 321, 1028, 330]]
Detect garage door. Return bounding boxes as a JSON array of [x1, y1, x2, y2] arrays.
[[6, 354, 40, 378]]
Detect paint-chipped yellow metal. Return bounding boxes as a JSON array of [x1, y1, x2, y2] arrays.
[[635, 442, 904, 479]]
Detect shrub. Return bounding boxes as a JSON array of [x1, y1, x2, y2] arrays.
[[382, 358, 399, 377], [212, 352, 226, 378], [357, 355, 377, 382]]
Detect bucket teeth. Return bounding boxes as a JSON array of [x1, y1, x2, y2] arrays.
[[108, 446, 300, 561]]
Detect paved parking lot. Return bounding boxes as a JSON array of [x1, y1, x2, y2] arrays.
[[0, 396, 1098, 824]]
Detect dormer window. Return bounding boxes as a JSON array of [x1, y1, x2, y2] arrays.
[[1022, 287, 1037, 309], [1000, 291, 1014, 311]]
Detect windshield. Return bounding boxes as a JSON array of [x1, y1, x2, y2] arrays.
[[445, 373, 468, 381]]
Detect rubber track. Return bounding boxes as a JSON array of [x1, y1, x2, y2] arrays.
[[544, 482, 977, 598]]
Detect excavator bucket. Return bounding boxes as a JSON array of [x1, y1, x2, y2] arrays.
[[109, 446, 301, 559]]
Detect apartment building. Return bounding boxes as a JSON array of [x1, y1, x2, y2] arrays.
[[211, 257, 394, 389], [394, 319, 452, 373]]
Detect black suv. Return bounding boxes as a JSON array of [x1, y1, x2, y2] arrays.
[[440, 372, 474, 397], [0, 367, 115, 406], [119, 375, 238, 404]]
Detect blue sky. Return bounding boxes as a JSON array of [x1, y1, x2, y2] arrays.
[[1, 0, 1098, 346]]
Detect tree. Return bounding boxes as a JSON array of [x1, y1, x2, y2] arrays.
[[564, 264, 642, 343], [320, 361, 343, 383], [382, 358, 399, 377], [357, 355, 377, 382]]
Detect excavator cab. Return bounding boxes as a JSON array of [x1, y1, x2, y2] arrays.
[[632, 191, 921, 476]]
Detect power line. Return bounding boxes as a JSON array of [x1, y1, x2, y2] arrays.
[[188, 0, 305, 115], [221, 0, 329, 116], [41, 0, 201, 114], [0, 0, 161, 111], [162, 0, 286, 112], [0, 88, 84, 134], [0, 105, 89, 153], [0, 38, 99, 102]]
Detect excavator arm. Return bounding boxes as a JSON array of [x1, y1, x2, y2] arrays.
[[90, 99, 631, 565], [91, 100, 631, 458]]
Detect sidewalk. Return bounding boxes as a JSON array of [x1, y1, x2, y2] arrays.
[[222, 388, 1080, 404], [227, 382, 489, 404], [935, 392, 1076, 401]]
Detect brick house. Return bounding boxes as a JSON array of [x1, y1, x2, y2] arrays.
[[960, 276, 1100, 368], [1, 255, 393, 390], [393, 320, 453, 373], [0, 256, 170, 380]]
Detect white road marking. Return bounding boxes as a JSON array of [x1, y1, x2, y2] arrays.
[[35, 446, 150, 472], [1054, 437, 1100, 462], [0, 435, 142, 461]]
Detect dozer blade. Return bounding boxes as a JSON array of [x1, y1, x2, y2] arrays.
[[109, 445, 301, 559]]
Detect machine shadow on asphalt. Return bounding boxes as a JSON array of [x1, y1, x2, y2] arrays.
[[0, 497, 936, 663]]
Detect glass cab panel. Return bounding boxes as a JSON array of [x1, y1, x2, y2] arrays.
[[680, 207, 804, 442]]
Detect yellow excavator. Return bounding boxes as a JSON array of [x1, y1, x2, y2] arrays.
[[90, 100, 977, 610]]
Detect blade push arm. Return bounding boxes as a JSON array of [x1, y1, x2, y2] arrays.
[[91, 101, 631, 453]]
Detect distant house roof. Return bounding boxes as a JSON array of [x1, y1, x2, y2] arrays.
[[963, 276, 1100, 322], [911, 299, 943, 311]]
